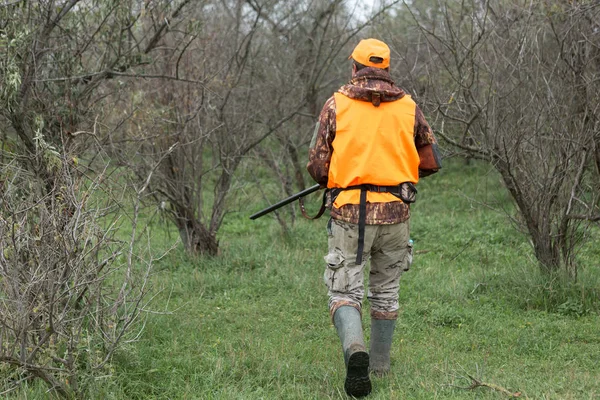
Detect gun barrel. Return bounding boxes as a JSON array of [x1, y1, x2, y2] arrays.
[[250, 184, 321, 220]]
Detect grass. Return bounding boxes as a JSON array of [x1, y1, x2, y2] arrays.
[[10, 159, 600, 399]]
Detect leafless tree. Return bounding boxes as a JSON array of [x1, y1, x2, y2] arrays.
[[0, 151, 164, 397], [394, 0, 600, 276], [0, 0, 191, 395], [124, 0, 297, 254], [127, 0, 402, 252]]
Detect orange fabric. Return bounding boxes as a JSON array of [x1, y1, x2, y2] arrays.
[[349, 39, 390, 69], [328, 93, 419, 208]]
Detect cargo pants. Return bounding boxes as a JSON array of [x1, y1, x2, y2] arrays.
[[324, 218, 412, 320]]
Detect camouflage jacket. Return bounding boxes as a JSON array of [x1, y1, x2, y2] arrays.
[[306, 67, 438, 225]]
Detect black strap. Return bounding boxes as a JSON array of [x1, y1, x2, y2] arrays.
[[356, 188, 367, 264], [341, 184, 402, 196]]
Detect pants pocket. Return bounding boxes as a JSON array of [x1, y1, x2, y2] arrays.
[[324, 252, 343, 270], [323, 252, 350, 292]]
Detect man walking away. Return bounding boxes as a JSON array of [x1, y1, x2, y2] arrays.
[[307, 38, 441, 397]]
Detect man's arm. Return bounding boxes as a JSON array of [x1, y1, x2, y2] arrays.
[[414, 106, 442, 177], [307, 96, 336, 186]]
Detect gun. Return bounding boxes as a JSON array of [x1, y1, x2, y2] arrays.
[[250, 184, 324, 220]]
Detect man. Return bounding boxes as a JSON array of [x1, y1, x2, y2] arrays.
[[307, 38, 441, 397]]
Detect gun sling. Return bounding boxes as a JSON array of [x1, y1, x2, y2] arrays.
[[299, 188, 329, 220]]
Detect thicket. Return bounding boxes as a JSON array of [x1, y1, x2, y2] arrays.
[[382, 0, 600, 277], [1, 0, 599, 397]]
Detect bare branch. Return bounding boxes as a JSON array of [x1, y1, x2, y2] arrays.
[[144, 0, 193, 54]]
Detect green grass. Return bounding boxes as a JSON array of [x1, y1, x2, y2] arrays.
[[10, 159, 600, 399]]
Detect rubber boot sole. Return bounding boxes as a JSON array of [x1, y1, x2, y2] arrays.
[[344, 350, 371, 398]]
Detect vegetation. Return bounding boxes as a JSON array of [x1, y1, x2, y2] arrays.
[[7, 159, 600, 399], [1, 0, 599, 398], [381, 0, 600, 275]]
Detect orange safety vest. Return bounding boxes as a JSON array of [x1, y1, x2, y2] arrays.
[[328, 92, 420, 208]]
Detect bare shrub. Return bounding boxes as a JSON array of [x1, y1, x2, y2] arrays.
[[0, 150, 158, 397], [392, 0, 600, 276], [127, 0, 306, 254], [0, 1, 191, 394]]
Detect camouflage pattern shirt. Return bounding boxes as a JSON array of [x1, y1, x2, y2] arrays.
[[307, 67, 438, 225]]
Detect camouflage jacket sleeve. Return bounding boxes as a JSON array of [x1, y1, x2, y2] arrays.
[[414, 105, 441, 177], [307, 96, 336, 186]]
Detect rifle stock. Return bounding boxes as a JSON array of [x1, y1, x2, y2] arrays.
[[250, 184, 322, 220]]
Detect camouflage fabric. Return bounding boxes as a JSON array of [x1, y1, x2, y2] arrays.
[[324, 219, 412, 320], [307, 67, 438, 225]]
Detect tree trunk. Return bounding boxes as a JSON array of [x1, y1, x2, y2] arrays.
[[531, 235, 560, 274], [177, 218, 219, 256], [594, 135, 600, 182], [496, 161, 563, 274]]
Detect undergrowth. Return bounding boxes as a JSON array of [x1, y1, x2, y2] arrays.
[[9, 159, 600, 399]]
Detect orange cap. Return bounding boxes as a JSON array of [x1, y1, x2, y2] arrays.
[[349, 39, 390, 69]]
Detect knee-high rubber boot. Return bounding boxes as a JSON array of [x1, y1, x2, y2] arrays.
[[369, 318, 396, 377], [333, 306, 372, 397]]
